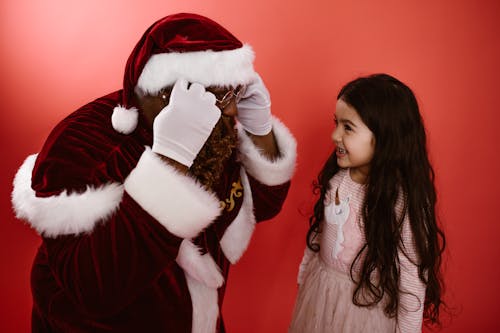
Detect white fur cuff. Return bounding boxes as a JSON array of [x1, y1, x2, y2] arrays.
[[124, 147, 221, 239], [237, 116, 297, 186], [12, 154, 124, 237]]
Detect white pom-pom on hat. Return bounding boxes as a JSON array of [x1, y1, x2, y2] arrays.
[[111, 106, 139, 134]]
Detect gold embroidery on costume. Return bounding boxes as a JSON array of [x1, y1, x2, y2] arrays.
[[219, 177, 243, 212]]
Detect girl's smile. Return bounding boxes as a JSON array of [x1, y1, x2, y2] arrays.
[[336, 146, 347, 158]]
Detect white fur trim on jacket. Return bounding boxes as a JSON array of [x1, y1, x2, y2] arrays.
[[185, 274, 219, 333], [176, 239, 224, 289], [12, 154, 124, 237], [219, 170, 256, 264], [136, 44, 256, 95], [124, 147, 221, 239], [237, 116, 297, 186], [111, 106, 139, 134]]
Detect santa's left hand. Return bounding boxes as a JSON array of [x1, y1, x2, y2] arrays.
[[236, 73, 272, 135]]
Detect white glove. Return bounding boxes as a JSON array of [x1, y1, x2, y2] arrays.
[[236, 74, 272, 135], [152, 79, 221, 167]]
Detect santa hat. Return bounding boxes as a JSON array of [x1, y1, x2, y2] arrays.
[[112, 13, 257, 134]]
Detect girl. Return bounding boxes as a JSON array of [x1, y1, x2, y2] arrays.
[[289, 74, 445, 332]]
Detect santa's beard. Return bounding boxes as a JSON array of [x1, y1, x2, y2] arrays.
[[189, 116, 237, 189]]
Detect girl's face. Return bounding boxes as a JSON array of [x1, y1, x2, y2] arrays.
[[332, 99, 375, 184]]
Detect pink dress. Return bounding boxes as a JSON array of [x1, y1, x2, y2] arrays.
[[289, 169, 426, 333]]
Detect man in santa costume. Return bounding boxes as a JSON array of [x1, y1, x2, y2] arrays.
[[12, 13, 296, 333]]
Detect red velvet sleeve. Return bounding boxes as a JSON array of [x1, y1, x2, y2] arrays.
[[246, 172, 291, 222]]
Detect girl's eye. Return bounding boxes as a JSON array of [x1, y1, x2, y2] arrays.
[[344, 124, 353, 131]]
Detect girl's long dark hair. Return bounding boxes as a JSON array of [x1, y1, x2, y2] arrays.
[[307, 74, 445, 326]]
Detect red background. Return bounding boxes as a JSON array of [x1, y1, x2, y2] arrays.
[[1, 0, 500, 332]]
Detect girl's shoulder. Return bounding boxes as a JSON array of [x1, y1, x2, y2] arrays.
[[328, 168, 349, 186], [329, 168, 365, 191]]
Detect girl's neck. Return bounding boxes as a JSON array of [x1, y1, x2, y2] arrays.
[[349, 167, 369, 184]]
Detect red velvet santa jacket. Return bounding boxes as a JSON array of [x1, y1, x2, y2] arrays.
[[12, 91, 297, 333]]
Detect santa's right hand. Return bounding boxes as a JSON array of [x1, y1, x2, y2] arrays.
[[152, 79, 221, 167]]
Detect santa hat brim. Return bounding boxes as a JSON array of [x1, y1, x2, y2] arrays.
[[136, 44, 256, 96]]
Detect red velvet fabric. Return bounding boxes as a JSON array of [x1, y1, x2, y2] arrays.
[[28, 90, 291, 332], [32, 91, 146, 197]]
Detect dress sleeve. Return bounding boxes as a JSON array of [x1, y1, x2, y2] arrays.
[[396, 216, 426, 333]]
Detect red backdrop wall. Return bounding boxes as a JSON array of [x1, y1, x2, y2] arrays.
[[2, 0, 499, 332]]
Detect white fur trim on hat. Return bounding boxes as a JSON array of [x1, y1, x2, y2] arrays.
[[237, 116, 297, 186], [176, 239, 224, 288], [12, 154, 124, 237], [219, 170, 256, 264], [185, 273, 219, 333], [136, 44, 256, 95], [111, 106, 139, 134], [124, 147, 221, 239]]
